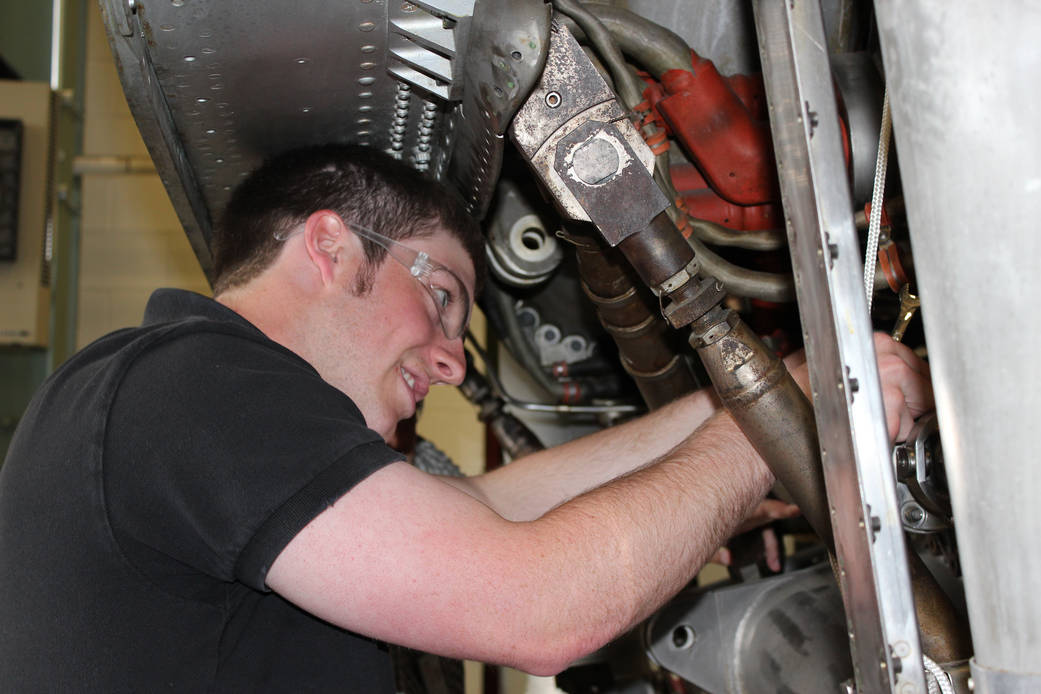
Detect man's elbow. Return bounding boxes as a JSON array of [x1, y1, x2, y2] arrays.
[[510, 651, 575, 678], [505, 630, 611, 677]]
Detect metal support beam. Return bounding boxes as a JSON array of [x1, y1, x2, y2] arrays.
[[753, 1, 926, 691]]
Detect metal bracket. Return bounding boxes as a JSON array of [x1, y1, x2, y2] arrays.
[[753, 1, 926, 692], [647, 564, 853, 693], [509, 23, 668, 245]]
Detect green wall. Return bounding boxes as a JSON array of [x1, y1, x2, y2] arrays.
[[0, 2, 53, 82]]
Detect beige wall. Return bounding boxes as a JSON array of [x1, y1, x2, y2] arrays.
[[79, 6, 209, 349]]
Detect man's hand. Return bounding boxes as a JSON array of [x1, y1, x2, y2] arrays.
[[710, 498, 800, 572], [783, 332, 934, 443], [873, 333, 933, 442]]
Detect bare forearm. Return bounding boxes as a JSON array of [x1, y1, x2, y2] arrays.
[[516, 410, 773, 671], [450, 386, 720, 520]]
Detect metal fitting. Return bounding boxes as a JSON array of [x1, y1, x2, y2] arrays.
[[570, 134, 622, 185]]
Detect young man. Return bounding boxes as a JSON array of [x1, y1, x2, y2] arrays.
[[0, 144, 934, 690]]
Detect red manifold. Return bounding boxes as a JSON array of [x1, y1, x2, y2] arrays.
[[640, 51, 787, 231], [654, 53, 778, 207]]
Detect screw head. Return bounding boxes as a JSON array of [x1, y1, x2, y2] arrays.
[[903, 504, 925, 524]]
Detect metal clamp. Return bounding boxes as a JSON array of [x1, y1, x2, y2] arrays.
[[656, 258, 700, 296], [662, 277, 727, 330]]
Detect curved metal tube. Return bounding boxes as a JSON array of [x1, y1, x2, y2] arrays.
[[686, 235, 795, 302], [583, 4, 694, 76], [575, 233, 700, 409], [551, 0, 644, 108], [692, 313, 834, 548], [688, 218, 787, 252]]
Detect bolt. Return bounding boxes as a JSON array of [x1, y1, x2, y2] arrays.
[[903, 504, 925, 525], [545, 91, 562, 108], [571, 137, 620, 186], [895, 447, 914, 479]]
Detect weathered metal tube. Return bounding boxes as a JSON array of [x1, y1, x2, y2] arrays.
[[691, 311, 835, 549], [616, 212, 698, 295], [574, 237, 698, 409], [692, 311, 969, 662]]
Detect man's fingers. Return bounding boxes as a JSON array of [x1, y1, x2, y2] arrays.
[[874, 332, 930, 378], [762, 527, 781, 573], [710, 547, 732, 566], [784, 333, 934, 443], [737, 499, 801, 534]]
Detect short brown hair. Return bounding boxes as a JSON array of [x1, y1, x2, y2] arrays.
[[212, 144, 485, 296]]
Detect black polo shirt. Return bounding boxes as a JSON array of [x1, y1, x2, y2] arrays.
[[0, 289, 402, 691]]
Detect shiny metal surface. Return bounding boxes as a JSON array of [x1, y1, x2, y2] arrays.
[[875, 0, 1041, 682], [693, 315, 834, 549], [509, 24, 665, 242], [893, 414, 949, 521], [99, 0, 549, 279], [646, 563, 852, 693], [753, 1, 926, 691], [444, 0, 551, 217]]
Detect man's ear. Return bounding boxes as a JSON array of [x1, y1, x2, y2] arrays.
[[303, 210, 349, 285]]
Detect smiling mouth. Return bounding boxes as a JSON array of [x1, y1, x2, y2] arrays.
[[400, 366, 416, 391]]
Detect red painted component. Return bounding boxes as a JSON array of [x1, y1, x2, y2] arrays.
[[865, 202, 909, 293], [560, 381, 582, 405], [638, 51, 852, 234], [680, 189, 781, 231], [654, 53, 778, 206], [670, 162, 781, 231], [636, 79, 669, 128], [725, 73, 768, 120]]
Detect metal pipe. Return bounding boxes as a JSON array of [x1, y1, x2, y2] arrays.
[[617, 212, 698, 290], [574, 232, 700, 409], [686, 235, 795, 302], [583, 4, 693, 76], [688, 218, 786, 252], [691, 312, 834, 549]]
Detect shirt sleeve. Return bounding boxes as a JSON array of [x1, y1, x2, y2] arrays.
[[103, 328, 404, 592]]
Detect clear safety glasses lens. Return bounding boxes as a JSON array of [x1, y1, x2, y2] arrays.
[[406, 251, 471, 340], [352, 225, 471, 341]]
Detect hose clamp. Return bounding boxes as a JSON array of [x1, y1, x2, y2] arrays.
[[656, 258, 700, 297]]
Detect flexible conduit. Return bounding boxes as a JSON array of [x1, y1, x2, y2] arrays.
[[923, 654, 956, 694], [864, 86, 892, 314]]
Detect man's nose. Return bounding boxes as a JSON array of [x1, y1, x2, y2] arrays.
[[430, 333, 466, 386]]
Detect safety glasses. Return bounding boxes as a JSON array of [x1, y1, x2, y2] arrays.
[[276, 219, 472, 340]]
